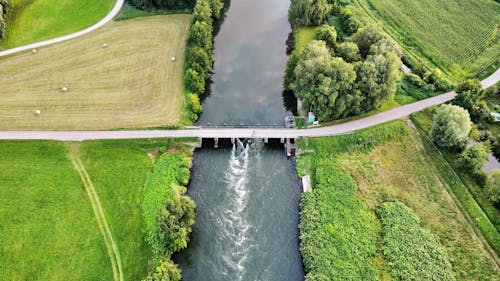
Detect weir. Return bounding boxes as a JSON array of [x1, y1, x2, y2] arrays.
[[201, 137, 297, 157]]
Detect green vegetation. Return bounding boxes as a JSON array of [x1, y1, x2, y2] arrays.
[[355, 0, 500, 79], [141, 149, 195, 281], [0, 15, 191, 130], [127, 0, 195, 10], [1, 0, 115, 49], [377, 202, 456, 281], [0, 141, 113, 280], [289, 0, 329, 27], [0, 0, 9, 40], [289, 24, 402, 121], [297, 121, 499, 280], [181, 0, 223, 122], [299, 161, 380, 280], [412, 110, 500, 255], [430, 104, 472, 149], [295, 27, 320, 53], [115, 3, 190, 21]]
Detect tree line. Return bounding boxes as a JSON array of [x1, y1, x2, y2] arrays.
[[0, 0, 10, 40]]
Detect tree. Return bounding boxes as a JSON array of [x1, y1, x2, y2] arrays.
[[187, 20, 213, 51], [160, 193, 196, 254], [315, 25, 337, 50], [339, 8, 360, 35], [289, 0, 330, 27], [337, 42, 361, 63], [185, 93, 202, 122], [291, 40, 356, 121], [143, 259, 181, 281], [459, 143, 491, 174], [430, 104, 472, 149], [352, 25, 384, 57], [185, 68, 205, 94], [453, 79, 491, 123], [192, 0, 212, 24], [185, 47, 213, 77], [284, 50, 300, 90]]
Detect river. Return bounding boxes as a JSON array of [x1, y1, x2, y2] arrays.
[[175, 0, 304, 280]]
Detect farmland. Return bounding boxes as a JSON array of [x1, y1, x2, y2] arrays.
[[0, 15, 191, 130], [2, 0, 115, 49], [297, 121, 499, 280], [354, 0, 500, 79]]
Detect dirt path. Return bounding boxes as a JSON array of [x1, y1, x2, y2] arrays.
[[68, 144, 124, 281]]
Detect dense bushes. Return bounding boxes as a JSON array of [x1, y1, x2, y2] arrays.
[[142, 151, 194, 280], [299, 161, 380, 280], [127, 0, 196, 10], [183, 0, 223, 122], [289, 25, 402, 121], [377, 202, 456, 281], [289, 0, 330, 27], [0, 0, 10, 40]]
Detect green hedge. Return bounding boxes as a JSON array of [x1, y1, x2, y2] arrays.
[[299, 160, 380, 280], [377, 202, 456, 281], [142, 151, 192, 256]]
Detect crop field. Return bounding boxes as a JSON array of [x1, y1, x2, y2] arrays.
[[0, 15, 191, 130], [2, 0, 115, 49], [355, 0, 500, 79], [298, 121, 499, 280], [0, 138, 189, 280]]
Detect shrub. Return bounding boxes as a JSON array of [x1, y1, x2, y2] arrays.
[[142, 259, 181, 281], [336, 42, 360, 62], [458, 143, 491, 175], [430, 104, 471, 149], [315, 24, 337, 50], [142, 152, 192, 256], [184, 68, 205, 94], [185, 93, 202, 122], [339, 8, 359, 35], [377, 202, 456, 281]]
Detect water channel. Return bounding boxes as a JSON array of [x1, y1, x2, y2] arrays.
[[175, 0, 304, 280]]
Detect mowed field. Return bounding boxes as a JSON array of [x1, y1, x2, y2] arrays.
[[356, 0, 500, 78], [0, 15, 191, 130], [0, 138, 184, 280], [2, 0, 115, 48]]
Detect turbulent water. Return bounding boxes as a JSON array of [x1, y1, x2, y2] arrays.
[[176, 0, 304, 279], [176, 141, 304, 281]]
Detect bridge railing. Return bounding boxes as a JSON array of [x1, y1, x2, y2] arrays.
[[197, 123, 286, 129]]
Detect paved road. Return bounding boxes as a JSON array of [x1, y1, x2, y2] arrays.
[[0, 0, 124, 57], [0, 92, 459, 141]]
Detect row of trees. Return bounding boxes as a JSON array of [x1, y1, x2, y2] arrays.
[[183, 0, 223, 121], [0, 0, 10, 40], [127, 0, 196, 10], [141, 152, 195, 281], [286, 25, 402, 121]]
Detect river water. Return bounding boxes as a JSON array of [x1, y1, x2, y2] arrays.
[[175, 0, 304, 280]]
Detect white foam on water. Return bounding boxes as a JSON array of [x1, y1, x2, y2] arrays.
[[221, 139, 252, 280]]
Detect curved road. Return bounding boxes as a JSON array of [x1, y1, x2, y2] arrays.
[[0, 0, 124, 57], [0, 69, 498, 141]]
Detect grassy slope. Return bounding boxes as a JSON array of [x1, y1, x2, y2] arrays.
[[2, 0, 115, 49], [0, 15, 191, 130], [0, 141, 113, 281], [299, 121, 499, 280], [355, 0, 500, 79], [295, 27, 320, 53]]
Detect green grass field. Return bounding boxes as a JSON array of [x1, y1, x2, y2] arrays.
[[295, 27, 320, 53], [298, 121, 499, 280], [0, 141, 113, 281], [355, 0, 500, 79], [0, 15, 191, 130], [0, 138, 192, 280], [2, 0, 115, 49]]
